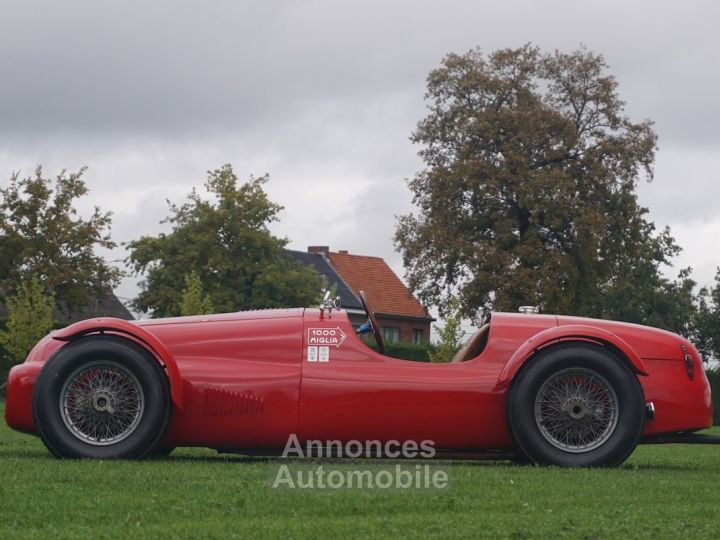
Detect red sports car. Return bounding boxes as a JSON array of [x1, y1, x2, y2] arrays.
[[4, 292, 715, 467]]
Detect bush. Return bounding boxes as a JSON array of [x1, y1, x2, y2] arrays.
[[0, 277, 54, 363], [706, 368, 720, 426], [0, 319, 68, 398], [0, 320, 8, 397], [428, 297, 464, 363]]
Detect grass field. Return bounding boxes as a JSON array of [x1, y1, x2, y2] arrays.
[[1, 402, 719, 539]]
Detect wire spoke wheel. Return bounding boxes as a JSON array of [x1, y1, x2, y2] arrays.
[[509, 345, 644, 467], [34, 336, 171, 459], [534, 367, 618, 453], [60, 360, 145, 446]]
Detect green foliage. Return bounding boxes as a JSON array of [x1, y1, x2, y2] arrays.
[[693, 270, 720, 361], [706, 369, 720, 426], [179, 271, 214, 316], [127, 164, 321, 317], [0, 319, 67, 395], [396, 45, 692, 330], [367, 339, 434, 362], [600, 251, 698, 336], [429, 297, 465, 362], [0, 320, 8, 394], [0, 276, 54, 367], [0, 166, 120, 311]]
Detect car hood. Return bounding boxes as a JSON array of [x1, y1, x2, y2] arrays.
[[135, 307, 306, 327]]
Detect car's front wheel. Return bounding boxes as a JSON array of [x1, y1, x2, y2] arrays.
[[33, 336, 171, 459], [507, 344, 645, 467]]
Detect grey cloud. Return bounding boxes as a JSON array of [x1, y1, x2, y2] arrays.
[[2, 0, 720, 300], [2, 0, 718, 145]]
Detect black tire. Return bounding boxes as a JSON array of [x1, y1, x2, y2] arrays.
[[33, 336, 171, 459], [507, 344, 645, 467]]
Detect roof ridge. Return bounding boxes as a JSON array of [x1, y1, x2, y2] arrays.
[[328, 251, 385, 260], [322, 254, 362, 306], [326, 251, 432, 320]]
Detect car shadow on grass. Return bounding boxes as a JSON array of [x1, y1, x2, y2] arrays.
[[152, 453, 706, 472], [0, 448, 706, 471], [151, 453, 274, 464], [0, 446, 51, 459]]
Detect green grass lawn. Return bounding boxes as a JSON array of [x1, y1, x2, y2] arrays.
[[1, 401, 719, 540]]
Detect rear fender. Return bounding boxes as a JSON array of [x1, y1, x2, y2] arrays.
[[52, 317, 183, 410], [495, 324, 648, 391]]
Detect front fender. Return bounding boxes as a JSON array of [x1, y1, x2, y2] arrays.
[[52, 317, 183, 410], [494, 324, 648, 391]]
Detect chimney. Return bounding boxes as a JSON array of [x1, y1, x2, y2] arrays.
[[308, 246, 329, 255]]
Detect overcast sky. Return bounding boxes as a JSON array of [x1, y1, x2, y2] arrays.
[[1, 0, 719, 319]]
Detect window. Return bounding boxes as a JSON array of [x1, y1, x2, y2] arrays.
[[412, 329, 423, 345], [382, 327, 400, 343]]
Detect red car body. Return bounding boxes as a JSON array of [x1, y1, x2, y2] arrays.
[[5, 307, 713, 456]]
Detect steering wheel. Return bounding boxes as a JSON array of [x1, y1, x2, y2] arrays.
[[358, 290, 386, 355]]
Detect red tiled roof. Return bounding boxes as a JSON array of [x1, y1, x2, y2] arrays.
[[327, 251, 431, 319]]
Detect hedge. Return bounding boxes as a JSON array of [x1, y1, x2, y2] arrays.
[[706, 368, 720, 426], [0, 319, 9, 397], [382, 341, 434, 362], [363, 337, 434, 362]]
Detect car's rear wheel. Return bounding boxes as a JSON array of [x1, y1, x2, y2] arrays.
[[33, 336, 171, 459], [507, 344, 645, 467]]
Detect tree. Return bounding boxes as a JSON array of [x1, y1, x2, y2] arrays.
[[0, 167, 120, 311], [396, 44, 689, 327], [429, 297, 465, 362], [127, 164, 321, 317], [694, 270, 720, 362], [0, 276, 54, 365], [180, 271, 214, 316]]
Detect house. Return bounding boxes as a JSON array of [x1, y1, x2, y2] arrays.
[[288, 246, 434, 344], [286, 249, 366, 319], [0, 293, 133, 324]]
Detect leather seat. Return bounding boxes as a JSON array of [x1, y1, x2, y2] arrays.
[[451, 323, 491, 363]]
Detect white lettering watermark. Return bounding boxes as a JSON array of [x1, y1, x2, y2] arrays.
[[268, 435, 451, 491], [269, 463, 450, 491], [281, 434, 436, 459]]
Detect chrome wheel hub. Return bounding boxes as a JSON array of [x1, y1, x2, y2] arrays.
[[534, 368, 619, 453], [91, 390, 115, 414], [566, 399, 589, 420], [59, 361, 144, 446]]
